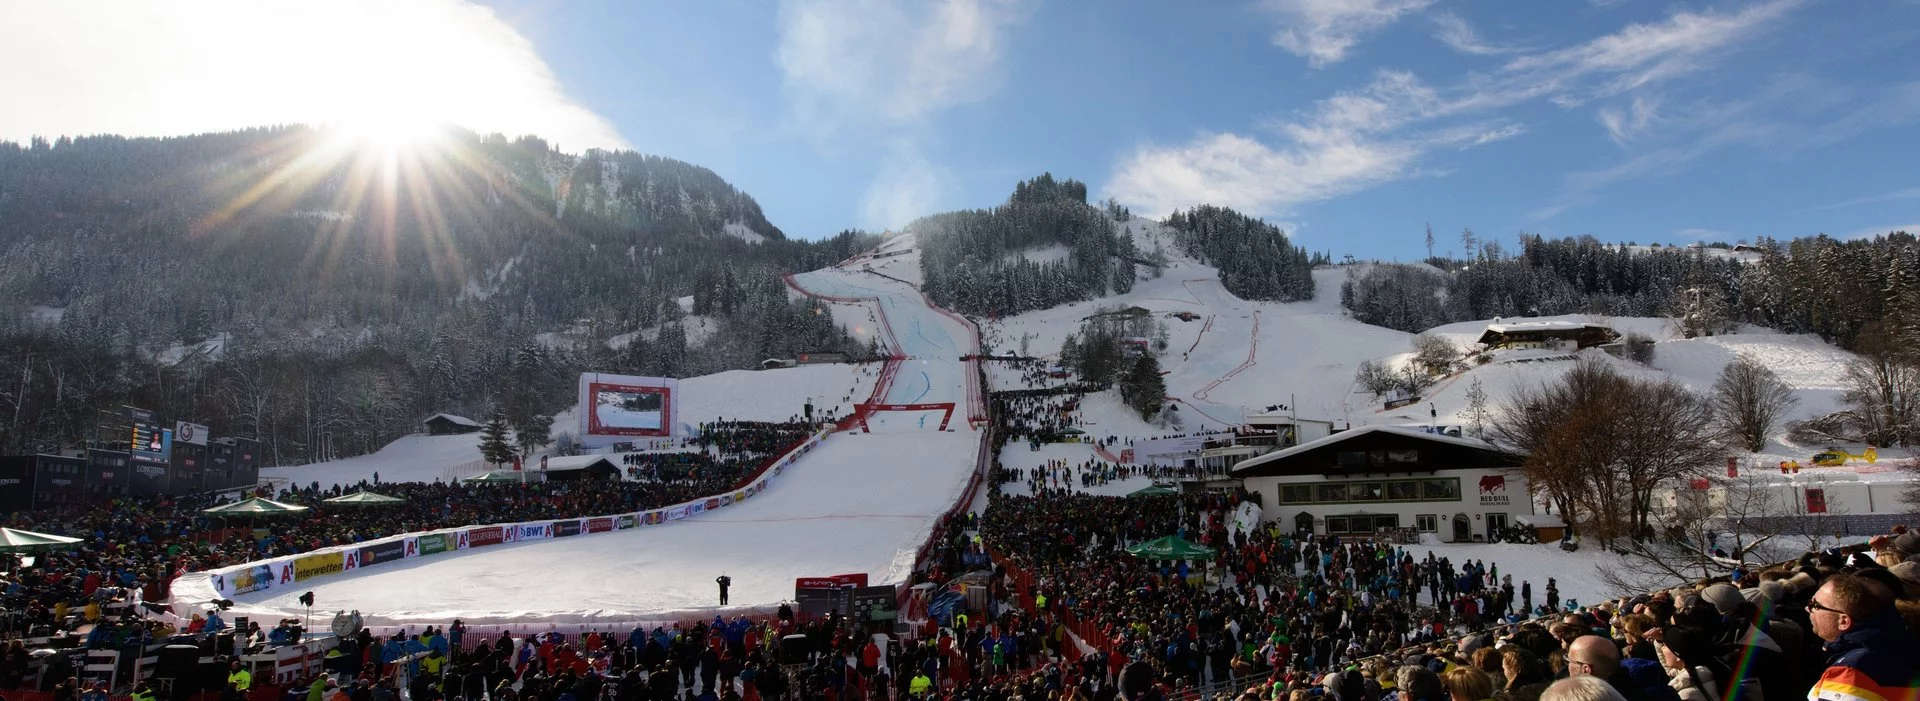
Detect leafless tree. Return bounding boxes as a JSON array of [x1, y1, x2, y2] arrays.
[[1413, 334, 1462, 376], [1602, 473, 1801, 594], [1713, 357, 1797, 452], [1491, 357, 1723, 549], [1843, 341, 1920, 447]]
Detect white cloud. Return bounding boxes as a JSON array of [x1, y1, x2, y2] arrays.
[[0, 0, 625, 151], [1596, 95, 1660, 145], [1501, 0, 1799, 106], [1259, 0, 1436, 68], [860, 143, 945, 232], [1108, 70, 1522, 218], [776, 0, 1022, 225], [776, 0, 1023, 130], [1109, 1, 1801, 222], [1802, 186, 1920, 212], [1430, 11, 1526, 56]]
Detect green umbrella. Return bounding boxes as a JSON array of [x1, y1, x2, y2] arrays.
[[1124, 535, 1215, 561], [1126, 484, 1180, 498], [464, 470, 535, 484], [201, 497, 310, 517], [323, 490, 406, 506], [0, 527, 84, 554]]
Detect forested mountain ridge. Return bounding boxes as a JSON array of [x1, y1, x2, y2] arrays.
[[1339, 233, 1920, 354], [0, 127, 876, 462], [915, 174, 1322, 317]]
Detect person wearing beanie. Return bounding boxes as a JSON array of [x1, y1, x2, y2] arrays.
[[1893, 531, 1920, 557]]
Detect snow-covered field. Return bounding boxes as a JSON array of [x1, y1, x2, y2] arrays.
[[216, 426, 978, 628], [263, 363, 878, 489], [229, 244, 983, 628]]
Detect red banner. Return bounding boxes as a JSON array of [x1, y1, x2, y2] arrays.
[[465, 527, 504, 548], [586, 518, 613, 533], [795, 573, 868, 589]]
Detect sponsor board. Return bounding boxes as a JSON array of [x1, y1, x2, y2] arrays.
[[516, 524, 551, 540], [404, 537, 420, 558], [417, 534, 449, 555], [705, 497, 723, 510], [467, 527, 504, 548], [666, 505, 689, 521], [586, 518, 613, 533], [231, 564, 274, 595], [359, 540, 405, 567], [689, 502, 706, 516], [553, 520, 583, 537], [795, 573, 869, 589], [733, 490, 748, 504], [643, 511, 664, 526], [615, 515, 635, 530], [294, 552, 344, 581]]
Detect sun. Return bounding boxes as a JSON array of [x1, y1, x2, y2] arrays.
[[332, 113, 446, 152]]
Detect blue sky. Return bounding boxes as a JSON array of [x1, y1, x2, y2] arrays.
[[6, 1, 1919, 260], [494, 0, 1920, 258]]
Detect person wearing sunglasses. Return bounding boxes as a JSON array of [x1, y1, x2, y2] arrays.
[[1805, 574, 1917, 701]]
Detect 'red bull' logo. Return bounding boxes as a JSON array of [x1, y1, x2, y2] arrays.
[[1478, 475, 1506, 493]]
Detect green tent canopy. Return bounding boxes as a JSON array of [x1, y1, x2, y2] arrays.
[[1126, 484, 1180, 497], [0, 527, 84, 553], [1124, 535, 1215, 560], [323, 490, 405, 506], [464, 470, 537, 484], [201, 497, 310, 517]]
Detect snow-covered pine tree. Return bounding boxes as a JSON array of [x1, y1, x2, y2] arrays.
[[478, 408, 515, 466]]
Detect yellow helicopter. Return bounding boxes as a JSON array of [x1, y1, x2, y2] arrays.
[[1809, 446, 1877, 467]]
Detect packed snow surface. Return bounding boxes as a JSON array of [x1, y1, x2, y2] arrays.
[[229, 251, 981, 628]]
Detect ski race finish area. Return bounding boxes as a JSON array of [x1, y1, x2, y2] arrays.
[[172, 262, 984, 632]]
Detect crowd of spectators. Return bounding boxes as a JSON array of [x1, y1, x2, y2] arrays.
[[960, 479, 1920, 701], [0, 422, 818, 657]]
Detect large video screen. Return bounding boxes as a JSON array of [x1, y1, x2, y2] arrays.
[[578, 373, 677, 439]]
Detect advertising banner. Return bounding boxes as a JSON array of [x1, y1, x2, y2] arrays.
[[704, 496, 725, 511], [418, 534, 449, 555], [553, 520, 582, 537], [615, 515, 635, 530], [294, 552, 344, 581], [795, 573, 869, 589], [689, 502, 706, 516], [516, 523, 551, 541], [643, 511, 664, 526], [586, 518, 613, 533], [666, 505, 689, 521], [173, 421, 209, 446], [467, 527, 504, 548], [218, 564, 274, 597], [403, 537, 420, 559], [358, 540, 405, 568]]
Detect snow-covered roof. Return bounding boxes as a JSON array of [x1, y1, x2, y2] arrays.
[[425, 413, 479, 427], [541, 455, 617, 472], [1483, 320, 1599, 333], [1514, 513, 1566, 528], [1230, 424, 1512, 476], [1243, 410, 1332, 424]]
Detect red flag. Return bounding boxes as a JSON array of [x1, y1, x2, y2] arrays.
[[1726, 457, 1738, 478]]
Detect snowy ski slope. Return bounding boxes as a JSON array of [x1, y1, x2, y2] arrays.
[[206, 249, 982, 629]]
